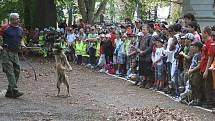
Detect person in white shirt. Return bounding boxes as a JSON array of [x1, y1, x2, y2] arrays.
[[66, 28, 76, 62], [152, 37, 165, 90], [66, 28, 76, 46]]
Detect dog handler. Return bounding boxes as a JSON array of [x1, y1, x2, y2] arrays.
[[0, 13, 25, 98]]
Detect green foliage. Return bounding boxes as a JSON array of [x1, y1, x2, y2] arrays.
[[119, 0, 168, 21], [56, 0, 78, 22], [0, 0, 24, 22], [0, 0, 170, 25]]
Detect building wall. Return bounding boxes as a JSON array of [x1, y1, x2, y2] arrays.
[[183, 0, 215, 28]]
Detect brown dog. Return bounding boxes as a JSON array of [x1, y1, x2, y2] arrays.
[[54, 46, 72, 97]]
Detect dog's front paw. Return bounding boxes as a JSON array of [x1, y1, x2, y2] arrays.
[[68, 68, 73, 71], [67, 94, 71, 97]]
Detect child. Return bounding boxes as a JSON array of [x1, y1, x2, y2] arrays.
[[187, 21, 201, 43], [97, 34, 106, 68], [66, 28, 76, 62], [124, 34, 132, 77], [152, 37, 165, 90], [113, 32, 122, 75], [86, 26, 98, 68], [187, 41, 203, 106], [115, 34, 127, 77], [127, 34, 137, 79], [210, 42, 215, 90], [199, 26, 215, 108], [75, 37, 83, 65], [82, 40, 89, 65], [179, 33, 195, 90]]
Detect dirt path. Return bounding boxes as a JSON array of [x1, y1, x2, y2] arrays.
[[0, 58, 215, 121]]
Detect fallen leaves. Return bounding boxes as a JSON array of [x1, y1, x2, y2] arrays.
[[116, 106, 201, 121]]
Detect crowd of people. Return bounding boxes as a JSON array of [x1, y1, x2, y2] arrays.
[[20, 14, 215, 109]]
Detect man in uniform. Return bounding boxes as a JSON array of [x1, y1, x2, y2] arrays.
[[0, 13, 24, 98]]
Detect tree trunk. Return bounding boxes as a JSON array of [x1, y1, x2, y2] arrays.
[[100, 14, 104, 23], [23, 0, 31, 29], [170, 0, 183, 22], [93, 0, 107, 23], [78, 0, 107, 24], [136, 0, 144, 20], [77, 0, 87, 22], [68, 8, 73, 26], [32, 0, 57, 29]]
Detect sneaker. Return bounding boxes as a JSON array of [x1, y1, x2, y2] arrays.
[[188, 100, 201, 106], [99, 68, 106, 73], [131, 81, 139, 86], [90, 65, 95, 69], [86, 64, 91, 68]]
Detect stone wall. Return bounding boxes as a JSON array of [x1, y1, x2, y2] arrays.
[[183, 0, 215, 28]]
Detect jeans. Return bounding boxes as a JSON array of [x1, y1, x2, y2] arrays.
[[155, 64, 165, 81], [166, 62, 172, 85], [173, 68, 183, 97]]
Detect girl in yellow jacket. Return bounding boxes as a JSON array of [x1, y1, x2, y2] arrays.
[[75, 38, 84, 64]]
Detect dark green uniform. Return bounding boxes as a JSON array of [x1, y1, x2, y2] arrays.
[[2, 50, 20, 89], [0, 24, 24, 98]]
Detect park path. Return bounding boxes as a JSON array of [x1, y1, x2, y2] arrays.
[[0, 58, 214, 121]]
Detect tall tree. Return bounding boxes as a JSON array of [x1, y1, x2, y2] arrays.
[[32, 0, 57, 28], [77, 0, 108, 24], [170, 0, 183, 22], [23, 0, 32, 28], [22, 0, 57, 29]]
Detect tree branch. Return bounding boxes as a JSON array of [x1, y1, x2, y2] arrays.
[[170, 0, 183, 4], [94, 0, 108, 18]]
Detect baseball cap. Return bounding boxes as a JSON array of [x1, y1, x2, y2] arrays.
[[192, 41, 203, 49], [151, 35, 160, 41], [91, 26, 96, 30], [174, 33, 181, 41], [181, 33, 195, 41], [56, 28, 61, 33], [100, 34, 106, 38], [105, 34, 111, 38], [137, 32, 144, 37]]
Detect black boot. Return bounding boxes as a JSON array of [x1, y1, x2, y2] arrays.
[[5, 89, 23, 98], [13, 89, 24, 98], [5, 89, 13, 98]]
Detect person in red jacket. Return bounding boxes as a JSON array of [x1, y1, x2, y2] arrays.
[[199, 26, 215, 108], [109, 26, 116, 62]]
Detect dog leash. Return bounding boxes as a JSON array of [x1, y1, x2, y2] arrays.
[[21, 47, 38, 81]]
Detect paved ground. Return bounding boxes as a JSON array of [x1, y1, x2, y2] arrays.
[[0, 58, 215, 121]]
